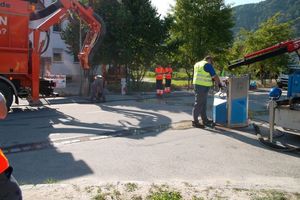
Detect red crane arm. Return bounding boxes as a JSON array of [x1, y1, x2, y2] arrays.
[[228, 38, 300, 70]]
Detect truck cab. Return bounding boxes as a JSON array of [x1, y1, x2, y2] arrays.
[[277, 65, 300, 88]]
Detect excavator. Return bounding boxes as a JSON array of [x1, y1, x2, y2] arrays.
[[0, 0, 105, 109]]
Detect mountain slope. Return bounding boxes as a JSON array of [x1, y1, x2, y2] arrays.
[[232, 0, 300, 37]]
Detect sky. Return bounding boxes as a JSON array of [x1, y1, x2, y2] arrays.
[[151, 0, 265, 17]]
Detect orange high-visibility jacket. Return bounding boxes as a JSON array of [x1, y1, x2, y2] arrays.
[[0, 149, 9, 174], [155, 66, 165, 80], [165, 67, 173, 79]]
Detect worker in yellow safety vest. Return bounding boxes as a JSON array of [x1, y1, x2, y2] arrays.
[[155, 65, 165, 96], [0, 92, 23, 200], [192, 56, 222, 128], [164, 65, 173, 93]]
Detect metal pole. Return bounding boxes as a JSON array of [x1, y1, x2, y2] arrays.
[[79, 19, 83, 96], [269, 100, 276, 142], [227, 77, 232, 127]]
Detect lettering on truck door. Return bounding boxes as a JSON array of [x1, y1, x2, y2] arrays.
[[0, 16, 7, 35]]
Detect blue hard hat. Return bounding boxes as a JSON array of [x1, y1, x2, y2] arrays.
[[269, 87, 282, 100]]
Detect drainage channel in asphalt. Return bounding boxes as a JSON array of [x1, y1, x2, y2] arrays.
[[12, 93, 194, 107], [2, 120, 200, 155]]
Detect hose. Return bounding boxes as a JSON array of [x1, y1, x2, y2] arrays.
[[30, 1, 62, 21], [41, 31, 50, 55], [88, 13, 106, 66], [252, 123, 300, 153]]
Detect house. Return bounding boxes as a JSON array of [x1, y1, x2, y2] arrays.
[[40, 0, 81, 79], [33, 0, 126, 95]]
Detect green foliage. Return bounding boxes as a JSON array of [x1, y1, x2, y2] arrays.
[[120, 0, 170, 88], [145, 71, 156, 78], [93, 0, 132, 65], [43, 178, 58, 184], [147, 190, 182, 200], [61, 0, 171, 90], [227, 13, 294, 84], [145, 71, 188, 80], [192, 196, 205, 200], [60, 16, 86, 63], [170, 0, 234, 87], [93, 193, 106, 200], [124, 183, 138, 192], [232, 0, 300, 37], [251, 189, 288, 200]]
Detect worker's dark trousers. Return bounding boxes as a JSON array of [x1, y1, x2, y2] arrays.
[[0, 168, 22, 200], [192, 84, 210, 123], [165, 79, 171, 87]]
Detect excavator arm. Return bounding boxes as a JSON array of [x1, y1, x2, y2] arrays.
[[30, 0, 105, 70], [27, 0, 105, 101], [228, 38, 300, 70]]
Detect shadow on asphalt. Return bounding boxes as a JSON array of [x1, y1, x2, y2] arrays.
[[1, 90, 299, 185], [12, 148, 93, 185], [1, 97, 183, 184]]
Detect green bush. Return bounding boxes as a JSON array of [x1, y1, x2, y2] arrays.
[[147, 191, 182, 200], [172, 72, 189, 80], [145, 71, 156, 78], [145, 71, 189, 80]]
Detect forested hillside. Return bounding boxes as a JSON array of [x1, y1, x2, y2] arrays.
[[232, 0, 300, 37]]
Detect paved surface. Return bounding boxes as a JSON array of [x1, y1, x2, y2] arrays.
[[0, 89, 300, 197]]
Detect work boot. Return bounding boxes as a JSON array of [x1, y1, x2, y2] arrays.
[[203, 119, 215, 127], [192, 121, 204, 128]]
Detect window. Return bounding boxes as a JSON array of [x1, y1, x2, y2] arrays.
[[53, 49, 63, 62], [53, 23, 62, 32]]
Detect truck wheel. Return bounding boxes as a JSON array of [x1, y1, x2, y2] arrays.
[[0, 82, 13, 110]]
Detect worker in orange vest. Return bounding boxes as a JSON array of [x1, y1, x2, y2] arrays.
[[0, 93, 23, 200], [155, 65, 165, 96], [164, 65, 173, 93]]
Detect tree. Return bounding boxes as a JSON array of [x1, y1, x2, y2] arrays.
[[228, 13, 295, 85], [93, 0, 132, 65], [60, 0, 101, 96], [170, 0, 234, 87], [61, 0, 93, 64], [60, 16, 81, 64], [120, 0, 169, 89], [61, 0, 170, 90]]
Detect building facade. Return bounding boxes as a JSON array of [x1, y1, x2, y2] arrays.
[[35, 0, 81, 82]]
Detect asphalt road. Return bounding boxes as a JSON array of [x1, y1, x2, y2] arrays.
[[1, 90, 299, 191]]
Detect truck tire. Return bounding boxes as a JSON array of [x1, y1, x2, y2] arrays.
[[0, 82, 13, 110]]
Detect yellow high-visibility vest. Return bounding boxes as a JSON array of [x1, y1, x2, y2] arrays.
[[193, 60, 213, 87]]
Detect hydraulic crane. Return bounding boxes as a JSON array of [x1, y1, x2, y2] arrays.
[[228, 38, 300, 70], [0, 0, 105, 109], [228, 38, 300, 103], [228, 38, 300, 139]]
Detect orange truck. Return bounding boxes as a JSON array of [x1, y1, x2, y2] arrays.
[[0, 0, 105, 109]]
